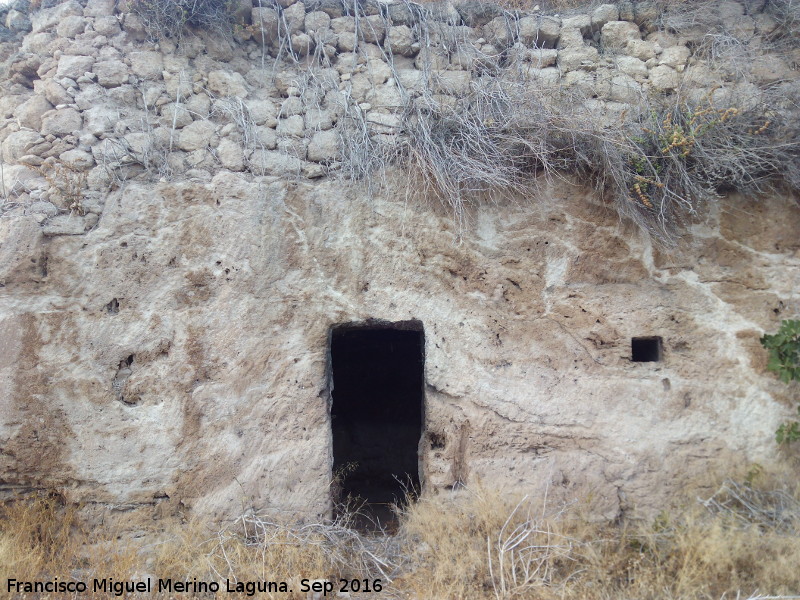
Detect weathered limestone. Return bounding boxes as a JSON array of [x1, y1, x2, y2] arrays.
[[602, 20, 641, 49], [518, 15, 561, 48], [0, 0, 798, 525], [177, 119, 216, 151]]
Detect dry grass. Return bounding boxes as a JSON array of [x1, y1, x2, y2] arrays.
[[397, 478, 800, 600], [35, 0, 796, 246], [1, 470, 799, 600], [128, 0, 239, 43]]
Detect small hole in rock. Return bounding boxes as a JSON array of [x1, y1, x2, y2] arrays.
[[429, 432, 446, 450], [632, 337, 663, 362]]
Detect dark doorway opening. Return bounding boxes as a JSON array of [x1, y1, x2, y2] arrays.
[[632, 336, 663, 362], [330, 321, 424, 526]]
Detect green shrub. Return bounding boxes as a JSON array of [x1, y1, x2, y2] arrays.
[[761, 319, 800, 444]]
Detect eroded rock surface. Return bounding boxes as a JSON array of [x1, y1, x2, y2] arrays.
[[2, 171, 798, 520], [0, 0, 798, 521]]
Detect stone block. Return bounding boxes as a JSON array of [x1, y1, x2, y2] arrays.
[[601, 21, 641, 50], [186, 93, 211, 119], [22, 32, 55, 55], [56, 15, 87, 37], [42, 214, 87, 236], [1, 131, 42, 162], [252, 7, 279, 43], [84, 106, 119, 136], [649, 64, 679, 90], [518, 15, 561, 48], [432, 70, 471, 95], [59, 148, 94, 169], [276, 115, 304, 136], [305, 11, 331, 33], [556, 27, 585, 49], [304, 108, 335, 131], [307, 129, 340, 163], [129, 51, 164, 80], [248, 149, 303, 175], [529, 49, 559, 68], [608, 73, 641, 103], [615, 55, 648, 81], [456, 1, 502, 27], [337, 32, 357, 53], [41, 108, 82, 136], [526, 67, 561, 87], [625, 39, 656, 61], [396, 69, 425, 93], [330, 16, 355, 34], [562, 15, 591, 37], [56, 55, 94, 80], [558, 45, 599, 72], [367, 82, 403, 108], [37, 80, 72, 107], [84, 0, 116, 17], [208, 71, 248, 99], [160, 103, 193, 129], [280, 96, 304, 117], [591, 4, 619, 31], [30, 0, 83, 34], [484, 17, 515, 48], [216, 138, 245, 171], [246, 99, 278, 127], [658, 45, 690, 71], [283, 2, 306, 35], [14, 95, 54, 130], [387, 2, 413, 24], [366, 112, 401, 133], [254, 126, 278, 149], [359, 14, 386, 44], [177, 119, 216, 151], [94, 60, 129, 87], [291, 33, 312, 56], [94, 15, 121, 36], [386, 25, 416, 57]]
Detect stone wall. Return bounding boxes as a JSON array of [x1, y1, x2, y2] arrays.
[[0, 0, 798, 521]]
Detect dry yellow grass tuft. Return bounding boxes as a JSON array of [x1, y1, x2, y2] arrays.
[[1, 470, 798, 599], [397, 482, 800, 599]]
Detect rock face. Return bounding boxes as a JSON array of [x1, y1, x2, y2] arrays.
[[0, 0, 799, 523]]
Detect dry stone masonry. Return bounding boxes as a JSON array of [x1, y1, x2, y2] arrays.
[[0, 0, 798, 521]]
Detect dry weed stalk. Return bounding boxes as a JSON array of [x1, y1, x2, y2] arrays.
[[699, 478, 800, 533], [34, 159, 87, 215], [130, 0, 238, 44], [487, 493, 581, 599]]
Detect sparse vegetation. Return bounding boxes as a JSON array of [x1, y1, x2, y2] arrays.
[[129, 0, 240, 43], [40, 0, 797, 244], [329, 1, 800, 244], [2, 473, 799, 599], [33, 159, 87, 215], [346, 74, 800, 242]]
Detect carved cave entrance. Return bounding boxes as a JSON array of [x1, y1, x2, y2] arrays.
[[330, 321, 424, 524]]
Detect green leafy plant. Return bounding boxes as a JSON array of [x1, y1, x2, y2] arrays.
[[761, 319, 800, 383], [760, 319, 800, 444], [776, 414, 800, 445]]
